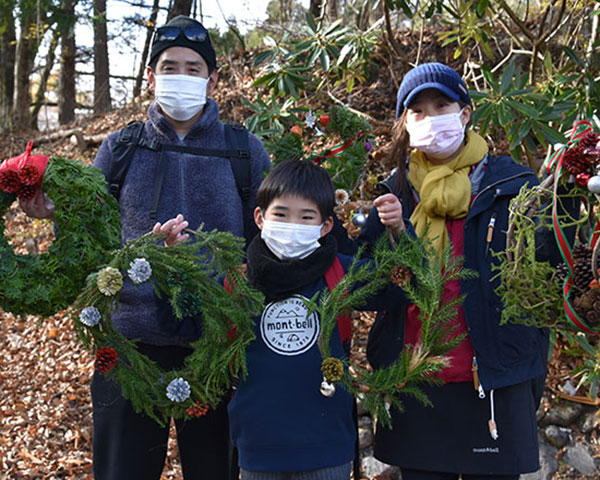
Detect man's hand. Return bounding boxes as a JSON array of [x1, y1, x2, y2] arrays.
[[373, 193, 405, 237], [153, 213, 189, 246], [19, 189, 55, 219]]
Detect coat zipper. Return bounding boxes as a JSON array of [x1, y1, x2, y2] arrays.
[[470, 172, 532, 212], [472, 356, 486, 399]]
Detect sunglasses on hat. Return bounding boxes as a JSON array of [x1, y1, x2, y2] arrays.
[[152, 25, 208, 45]]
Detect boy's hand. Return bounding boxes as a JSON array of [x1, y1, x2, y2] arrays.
[[19, 190, 55, 220], [373, 193, 406, 237], [153, 213, 189, 246]]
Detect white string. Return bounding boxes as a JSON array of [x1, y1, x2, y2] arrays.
[[488, 389, 499, 440]]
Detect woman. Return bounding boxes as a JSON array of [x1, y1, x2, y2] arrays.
[[362, 62, 565, 480]]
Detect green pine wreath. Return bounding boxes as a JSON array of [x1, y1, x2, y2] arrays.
[[310, 232, 476, 428], [0, 153, 121, 317], [73, 227, 263, 425]]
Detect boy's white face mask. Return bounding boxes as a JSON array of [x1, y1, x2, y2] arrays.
[[406, 109, 466, 159], [155, 74, 208, 121], [261, 220, 323, 260]]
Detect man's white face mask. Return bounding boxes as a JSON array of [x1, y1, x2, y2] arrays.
[[155, 74, 208, 121], [261, 220, 323, 260]]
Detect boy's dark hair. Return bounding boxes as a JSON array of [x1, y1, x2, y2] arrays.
[[257, 159, 335, 221]]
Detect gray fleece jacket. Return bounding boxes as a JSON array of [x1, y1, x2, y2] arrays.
[[94, 98, 271, 346]]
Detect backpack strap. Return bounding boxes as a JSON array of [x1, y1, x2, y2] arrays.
[[224, 123, 251, 203], [324, 257, 352, 348], [107, 120, 145, 199]]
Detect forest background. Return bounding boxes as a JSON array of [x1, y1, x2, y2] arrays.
[[0, 0, 599, 478]]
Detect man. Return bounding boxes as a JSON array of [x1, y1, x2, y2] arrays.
[[25, 15, 270, 479], [93, 15, 271, 479]]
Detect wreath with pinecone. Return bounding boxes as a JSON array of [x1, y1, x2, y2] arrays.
[[73, 227, 263, 425], [1, 142, 263, 425], [495, 120, 600, 335], [312, 233, 476, 427], [0, 142, 121, 317]]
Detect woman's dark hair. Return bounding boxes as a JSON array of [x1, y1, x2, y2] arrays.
[[256, 159, 335, 221], [389, 110, 412, 200]]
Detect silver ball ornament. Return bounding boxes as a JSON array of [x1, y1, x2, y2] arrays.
[[352, 212, 367, 228], [320, 380, 336, 397], [588, 175, 600, 194]]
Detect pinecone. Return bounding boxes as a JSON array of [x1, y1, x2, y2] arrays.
[[186, 401, 210, 418], [586, 310, 599, 328], [577, 291, 595, 311], [563, 146, 588, 175], [572, 244, 594, 293], [321, 357, 344, 383], [554, 262, 569, 285], [17, 183, 36, 201], [95, 346, 118, 374], [18, 165, 40, 185], [390, 265, 413, 287], [0, 169, 21, 193], [579, 130, 599, 151]]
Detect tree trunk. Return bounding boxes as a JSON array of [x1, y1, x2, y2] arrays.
[[310, 0, 338, 20], [326, 0, 339, 20], [0, 8, 16, 129], [13, 10, 36, 129], [134, 0, 160, 98], [167, 0, 193, 20], [310, 0, 322, 18], [59, 1, 77, 126], [31, 29, 61, 130], [93, 0, 112, 114]]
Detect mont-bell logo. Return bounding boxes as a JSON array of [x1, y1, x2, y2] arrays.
[[260, 295, 320, 356]]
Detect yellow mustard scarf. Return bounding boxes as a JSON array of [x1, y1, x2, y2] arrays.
[[407, 130, 489, 254]]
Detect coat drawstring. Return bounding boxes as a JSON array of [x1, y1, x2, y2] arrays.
[[488, 389, 499, 440]]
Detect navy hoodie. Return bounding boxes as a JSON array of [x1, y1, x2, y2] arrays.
[[228, 244, 405, 472]]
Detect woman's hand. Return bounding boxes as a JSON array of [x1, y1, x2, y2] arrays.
[[153, 213, 189, 246], [374, 193, 406, 237]]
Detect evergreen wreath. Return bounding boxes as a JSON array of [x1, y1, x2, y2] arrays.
[[495, 121, 600, 334], [0, 142, 121, 317], [309, 232, 476, 428], [73, 226, 263, 426], [266, 105, 373, 191]]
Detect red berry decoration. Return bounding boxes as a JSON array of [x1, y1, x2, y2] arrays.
[[18, 164, 41, 185], [290, 125, 303, 137], [319, 114, 330, 128], [576, 172, 591, 188], [185, 401, 210, 417], [95, 346, 118, 374], [0, 169, 21, 193]]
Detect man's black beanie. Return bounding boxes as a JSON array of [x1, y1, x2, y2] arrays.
[[148, 15, 217, 71]]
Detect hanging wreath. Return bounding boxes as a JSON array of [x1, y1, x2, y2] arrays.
[[0, 141, 121, 317], [266, 105, 374, 192], [73, 227, 263, 425], [495, 121, 600, 335], [308, 232, 476, 428]]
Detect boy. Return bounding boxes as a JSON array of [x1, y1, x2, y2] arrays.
[[225, 159, 406, 480]]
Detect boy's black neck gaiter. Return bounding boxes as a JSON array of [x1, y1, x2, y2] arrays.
[[246, 234, 338, 303]]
